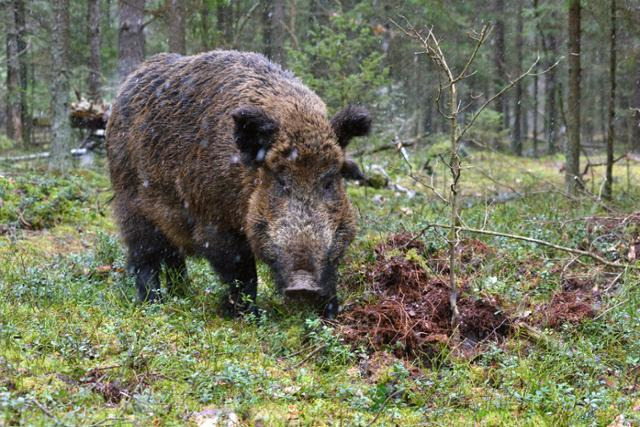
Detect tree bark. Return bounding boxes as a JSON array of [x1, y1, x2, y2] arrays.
[[166, 0, 186, 54], [117, 0, 145, 82], [493, 0, 507, 130], [15, 0, 29, 146], [49, 0, 72, 172], [604, 0, 616, 200], [309, 0, 330, 27], [512, 0, 524, 155], [633, 54, 640, 153], [263, 0, 287, 67], [87, 0, 102, 103], [566, 0, 581, 194], [200, 0, 211, 51], [545, 33, 558, 154], [533, 0, 539, 157], [216, 1, 233, 48], [5, 0, 21, 143]]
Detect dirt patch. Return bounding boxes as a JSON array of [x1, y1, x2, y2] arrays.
[[338, 234, 510, 359], [541, 276, 598, 328], [81, 367, 136, 404], [543, 291, 595, 327], [57, 366, 144, 405]]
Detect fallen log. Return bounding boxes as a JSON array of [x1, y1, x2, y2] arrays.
[[0, 149, 88, 163]]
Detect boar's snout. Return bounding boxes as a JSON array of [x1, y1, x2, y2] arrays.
[[283, 270, 323, 300]]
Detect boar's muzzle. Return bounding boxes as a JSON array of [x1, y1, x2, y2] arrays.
[[283, 270, 323, 300]]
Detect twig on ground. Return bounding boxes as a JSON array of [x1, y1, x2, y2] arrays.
[[32, 398, 64, 425], [603, 271, 624, 294], [292, 344, 327, 369], [429, 223, 637, 270], [367, 389, 402, 427], [594, 298, 628, 320]]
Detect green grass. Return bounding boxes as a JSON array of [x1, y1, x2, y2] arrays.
[[1, 148, 640, 426]]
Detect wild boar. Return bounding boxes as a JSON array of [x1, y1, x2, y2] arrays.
[[106, 50, 371, 318]]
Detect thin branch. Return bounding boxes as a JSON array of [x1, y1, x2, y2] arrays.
[[352, 139, 417, 157], [430, 223, 637, 270], [458, 57, 542, 142], [455, 25, 491, 83], [232, 2, 261, 47], [582, 153, 628, 176]]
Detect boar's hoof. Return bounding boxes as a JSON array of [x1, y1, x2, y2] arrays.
[[323, 299, 339, 320]]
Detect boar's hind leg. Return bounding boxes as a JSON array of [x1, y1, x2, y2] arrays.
[[122, 214, 173, 303], [164, 252, 189, 297], [206, 236, 258, 317]]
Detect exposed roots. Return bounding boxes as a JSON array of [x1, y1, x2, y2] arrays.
[[338, 234, 510, 359]]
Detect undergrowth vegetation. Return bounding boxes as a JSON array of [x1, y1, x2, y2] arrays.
[[1, 148, 640, 425]]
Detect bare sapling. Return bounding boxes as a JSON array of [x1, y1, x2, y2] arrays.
[[393, 19, 541, 328]]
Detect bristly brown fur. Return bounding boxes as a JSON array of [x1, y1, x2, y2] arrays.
[[106, 50, 371, 316]]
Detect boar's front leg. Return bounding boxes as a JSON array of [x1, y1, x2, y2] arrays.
[[205, 232, 258, 317], [320, 268, 339, 320]]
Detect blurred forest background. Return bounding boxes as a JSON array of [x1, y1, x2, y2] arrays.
[[1, 0, 639, 178], [4, 1, 640, 424]]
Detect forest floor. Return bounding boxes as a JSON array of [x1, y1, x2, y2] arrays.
[[1, 145, 640, 426]]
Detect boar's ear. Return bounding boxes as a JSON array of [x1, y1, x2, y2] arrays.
[[231, 106, 279, 167], [331, 105, 372, 148], [341, 158, 365, 181]]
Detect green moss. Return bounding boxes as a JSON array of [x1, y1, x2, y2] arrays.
[[1, 152, 640, 424]]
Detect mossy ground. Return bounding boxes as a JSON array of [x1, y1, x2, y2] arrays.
[[1, 148, 640, 426]]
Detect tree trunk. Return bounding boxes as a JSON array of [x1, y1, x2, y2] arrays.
[[15, 0, 29, 146], [263, 0, 287, 66], [413, 54, 426, 139], [117, 0, 145, 82], [87, 0, 101, 103], [545, 33, 558, 154], [566, 0, 581, 194], [49, 0, 72, 172], [493, 0, 507, 130], [512, 0, 524, 155], [532, 0, 539, 157], [166, 0, 186, 54], [309, 0, 330, 27], [599, 50, 607, 144], [633, 55, 640, 152], [216, 2, 233, 48], [5, 0, 21, 143], [604, 0, 616, 200], [200, 0, 211, 51]]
